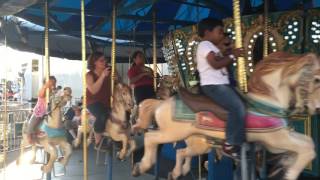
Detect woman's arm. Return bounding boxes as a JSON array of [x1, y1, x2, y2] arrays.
[[86, 70, 109, 94], [38, 84, 48, 98], [129, 72, 149, 84]]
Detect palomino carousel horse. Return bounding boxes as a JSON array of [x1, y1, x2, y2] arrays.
[[18, 87, 73, 173], [74, 83, 136, 160], [132, 52, 320, 180]]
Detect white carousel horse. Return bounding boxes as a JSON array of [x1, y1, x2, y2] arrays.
[[18, 87, 73, 173], [132, 52, 320, 180]]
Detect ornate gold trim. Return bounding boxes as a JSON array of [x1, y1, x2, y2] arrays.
[[290, 114, 313, 171]]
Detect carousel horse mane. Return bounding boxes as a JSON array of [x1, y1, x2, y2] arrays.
[[112, 82, 133, 110], [248, 52, 320, 97]]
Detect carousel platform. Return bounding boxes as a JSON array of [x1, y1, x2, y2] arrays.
[[0, 135, 198, 180]]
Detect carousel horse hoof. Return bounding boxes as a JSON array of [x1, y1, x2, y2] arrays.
[[167, 172, 176, 180], [41, 165, 51, 173], [58, 156, 64, 163], [116, 152, 126, 161], [131, 163, 141, 177]]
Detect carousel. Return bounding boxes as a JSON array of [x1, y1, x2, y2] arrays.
[[0, 0, 319, 180]]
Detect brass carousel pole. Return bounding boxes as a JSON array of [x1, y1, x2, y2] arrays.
[[263, 0, 269, 57], [152, 7, 160, 180], [44, 1, 51, 179], [44, 0, 50, 101], [107, 1, 117, 180], [232, 0, 248, 92], [80, 0, 88, 180], [111, 0, 117, 96], [260, 1, 269, 179], [2, 32, 8, 180], [152, 7, 157, 91]]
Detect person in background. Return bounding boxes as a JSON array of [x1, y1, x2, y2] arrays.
[[127, 50, 156, 105], [86, 51, 112, 150], [196, 18, 245, 159], [27, 76, 57, 143]]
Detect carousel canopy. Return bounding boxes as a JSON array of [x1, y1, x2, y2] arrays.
[[0, 0, 319, 61]]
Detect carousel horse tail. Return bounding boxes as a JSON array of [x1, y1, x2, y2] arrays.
[[132, 99, 163, 133]]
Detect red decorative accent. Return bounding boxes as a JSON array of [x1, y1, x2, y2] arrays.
[[196, 111, 285, 132], [35, 130, 46, 138]]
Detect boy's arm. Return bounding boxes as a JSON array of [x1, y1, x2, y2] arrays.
[[206, 51, 233, 69]]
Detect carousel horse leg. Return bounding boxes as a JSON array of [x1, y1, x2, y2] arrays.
[[73, 127, 82, 148], [127, 138, 136, 157], [132, 131, 189, 177], [256, 129, 315, 180], [30, 144, 37, 164], [41, 140, 58, 173], [16, 137, 26, 165], [58, 140, 72, 167]]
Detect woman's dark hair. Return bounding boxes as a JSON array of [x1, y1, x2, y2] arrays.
[[43, 75, 56, 84], [198, 18, 223, 38], [131, 50, 144, 66], [87, 51, 105, 71]]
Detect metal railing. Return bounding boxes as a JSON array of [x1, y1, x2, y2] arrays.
[[0, 102, 32, 153]]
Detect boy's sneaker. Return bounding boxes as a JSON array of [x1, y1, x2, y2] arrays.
[[222, 142, 241, 160]]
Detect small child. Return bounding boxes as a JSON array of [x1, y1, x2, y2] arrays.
[[26, 76, 57, 144], [196, 18, 246, 159]]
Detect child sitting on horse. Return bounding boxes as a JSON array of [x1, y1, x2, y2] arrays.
[[26, 76, 57, 144], [196, 18, 245, 159]]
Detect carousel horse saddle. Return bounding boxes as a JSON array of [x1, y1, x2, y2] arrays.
[[175, 88, 286, 132], [178, 87, 227, 120]]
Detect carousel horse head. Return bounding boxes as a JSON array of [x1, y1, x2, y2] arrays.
[[156, 75, 179, 99], [50, 87, 72, 111], [248, 52, 320, 114], [307, 69, 320, 113], [113, 83, 134, 110]]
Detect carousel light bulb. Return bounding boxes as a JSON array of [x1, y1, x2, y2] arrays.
[[250, 39, 254, 43], [253, 34, 258, 38], [232, 36, 236, 40], [190, 67, 194, 71], [188, 57, 192, 60], [189, 62, 193, 65], [314, 39, 319, 43], [248, 45, 252, 49], [248, 56, 252, 60], [272, 43, 276, 46], [293, 21, 298, 26], [273, 49, 277, 52], [248, 63, 253, 67], [316, 30, 320, 34], [227, 28, 232, 32], [293, 28, 298, 32], [269, 37, 274, 41], [232, 31, 235, 35], [311, 27, 316, 31], [292, 35, 297, 39], [312, 21, 317, 25], [248, 51, 252, 55], [187, 52, 191, 55], [233, 63, 237, 66], [288, 25, 293, 29], [284, 36, 289, 40], [250, 69, 253, 72], [259, 32, 263, 35], [288, 31, 293, 35], [289, 41, 294, 45]]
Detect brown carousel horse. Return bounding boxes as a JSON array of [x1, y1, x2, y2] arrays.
[[18, 87, 73, 173], [132, 52, 320, 180], [74, 82, 136, 160]]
